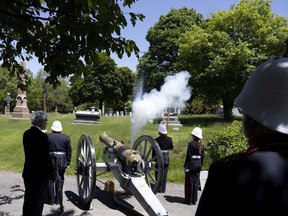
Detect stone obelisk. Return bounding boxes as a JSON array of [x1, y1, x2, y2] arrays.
[[11, 61, 30, 120]]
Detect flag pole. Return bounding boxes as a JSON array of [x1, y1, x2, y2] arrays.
[[166, 109, 170, 131]]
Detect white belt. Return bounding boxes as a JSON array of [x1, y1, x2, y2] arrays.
[[50, 151, 66, 155], [161, 150, 169, 153], [192, 155, 201, 159]]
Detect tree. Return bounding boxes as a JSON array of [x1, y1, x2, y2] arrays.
[[34, 69, 49, 112], [0, 67, 18, 113], [46, 79, 74, 113], [68, 74, 85, 107], [26, 72, 43, 111], [178, 0, 288, 121], [113, 67, 136, 110], [137, 7, 204, 92], [69, 53, 136, 112], [0, 0, 144, 88], [32, 69, 73, 113]]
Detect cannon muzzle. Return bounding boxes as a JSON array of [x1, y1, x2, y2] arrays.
[[99, 133, 142, 168]]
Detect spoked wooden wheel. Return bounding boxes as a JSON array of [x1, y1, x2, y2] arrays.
[[132, 135, 164, 193], [75, 134, 97, 205]]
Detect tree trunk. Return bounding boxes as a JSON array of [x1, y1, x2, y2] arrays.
[[222, 99, 233, 122], [43, 93, 46, 112]]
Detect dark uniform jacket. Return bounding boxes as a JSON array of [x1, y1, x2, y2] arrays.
[[184, 140, 204, 172], [196, 134, 288, 216], [22, 126, 54, 180], [47, 132, 72, 167], [155, 136, 174, 164]]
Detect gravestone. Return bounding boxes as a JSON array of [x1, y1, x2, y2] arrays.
[[216, 105, 242, 118], [160, 107, 183, 129], [11, 61, 30, 120], [74, 106, 101, 124]]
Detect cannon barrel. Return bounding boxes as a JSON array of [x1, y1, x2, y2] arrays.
[[99, 133, 142, 168]]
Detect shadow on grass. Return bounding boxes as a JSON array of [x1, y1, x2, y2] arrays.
[[178, 115, 227, 127]]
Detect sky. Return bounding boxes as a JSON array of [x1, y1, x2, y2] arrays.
[[25, 0, 288, 75]]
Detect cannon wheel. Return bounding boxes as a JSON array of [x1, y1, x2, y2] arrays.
[[76, 134, 97, 205], [132, 135, 164, 194]]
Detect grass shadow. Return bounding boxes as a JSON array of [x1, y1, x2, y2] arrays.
[[178, 115, 227, 127]]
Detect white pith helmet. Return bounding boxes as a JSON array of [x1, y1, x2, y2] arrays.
[[158, 124, 167, 134], [191, 127, 202, 139], [234, 57, 288, 134], [51, 120, 63, 132]]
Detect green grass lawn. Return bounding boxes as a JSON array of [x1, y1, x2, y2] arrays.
[[0, 113, 228, 183]]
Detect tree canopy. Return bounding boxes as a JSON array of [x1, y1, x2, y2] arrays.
[[69, 53, 136, 112], [0, 66, 73, 113], [0, 0, 144, 88], [137, 7, 204, 92], [0, 67, 18, 113], [33, 69, 73, 113], [178, 0, 288, 120]]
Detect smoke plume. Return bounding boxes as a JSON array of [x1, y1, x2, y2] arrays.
[[130, 71, 192, 144]]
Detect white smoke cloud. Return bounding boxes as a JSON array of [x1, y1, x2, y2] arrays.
[[130, 71, 192, 144]]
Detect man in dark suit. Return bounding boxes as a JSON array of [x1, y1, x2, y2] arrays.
[[22, 110, 54, 216]]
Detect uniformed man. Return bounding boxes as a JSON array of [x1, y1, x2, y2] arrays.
[[47, 120, 72, 208], [183, 127, 204, 205], [48, 120, 72, 181], [155, 124, 174, 193]]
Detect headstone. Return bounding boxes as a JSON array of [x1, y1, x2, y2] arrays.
[[232, 107, 242, 118], [101, 103, 105, 116], [74, 106, 101, 124], [216, 105, 224, 118], [216, 105, 242, 118], [4, 93, 12, 115], [160, 107, 183, 129], [11, 61, 30, 120]]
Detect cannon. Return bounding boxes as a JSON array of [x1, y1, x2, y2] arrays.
[[75, 132, 169, 216]]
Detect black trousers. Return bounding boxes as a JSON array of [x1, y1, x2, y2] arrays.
[[58, 169, 65, 180], [155, 164, 169, 193], [159, 164, 169, 193], [184, 171, 200, 204], [22, 178, 48, 216]]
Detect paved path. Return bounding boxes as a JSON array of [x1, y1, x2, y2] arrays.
[[0, 171, 207, 216]]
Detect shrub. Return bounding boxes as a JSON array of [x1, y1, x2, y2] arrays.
[[206, 120, 247, 163]]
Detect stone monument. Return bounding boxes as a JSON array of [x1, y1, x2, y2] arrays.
[[4, 93, 12, 115], [74, 106, 101, 124], [11, 61, 30, 120], [160, 107, 183, 129]]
